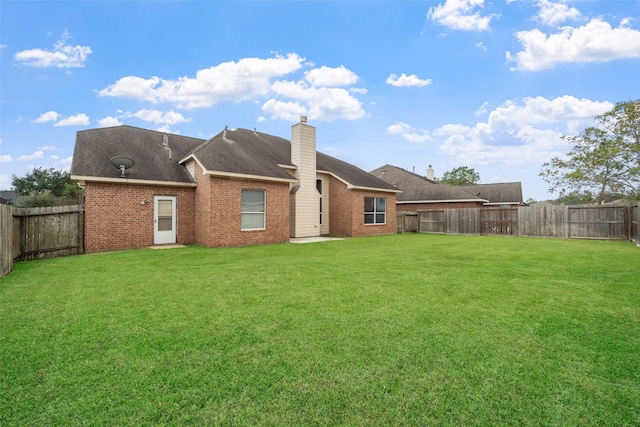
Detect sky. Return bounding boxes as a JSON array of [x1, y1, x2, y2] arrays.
[[1, 0, 640, 201]]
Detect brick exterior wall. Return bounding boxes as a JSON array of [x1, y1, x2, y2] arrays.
[[84, 168, 393, 251], [396, 201, 484, 211], [328, 176, 397, 237], [196, 172, 291, 248], [83, 181, 195, 252]]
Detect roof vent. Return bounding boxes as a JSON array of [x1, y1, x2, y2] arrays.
[[223, 125, 228, 139]]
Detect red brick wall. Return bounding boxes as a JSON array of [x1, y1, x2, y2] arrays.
[[83, 181, 195, 252], [396, 201, 484, 211], [198, 175, 290, 248], [194, 163, 212, 247], [328, 177, 397, 237]]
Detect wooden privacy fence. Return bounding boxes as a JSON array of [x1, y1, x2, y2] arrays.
[[0, 204, 84, 277], [398, 204, 639, 243]]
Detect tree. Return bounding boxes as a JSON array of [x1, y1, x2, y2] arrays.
[[11, 167, 82, 207], [540, 99, 640, 202], [439, 166, 480, 186], [15, 191, 58, 208]]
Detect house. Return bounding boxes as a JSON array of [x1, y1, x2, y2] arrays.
[[0, 191, 17, 205], [458, 182, 524, 207], [370, 164, 487, 211], [370, 164, 523, 211], [71, 118, 399, 252]]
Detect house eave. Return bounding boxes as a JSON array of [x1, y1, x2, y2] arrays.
[[71, 175, 197, 187], [203, 170, 297, 183], [397, 198, 489, 204], [483, 202, 522, 206], [317, 169, 401, 194]]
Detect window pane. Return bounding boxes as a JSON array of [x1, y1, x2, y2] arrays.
[[364, 197, 374, 212], [241, 213, 265, 229], [242, 190, 265, 212], [376, 213, 386, 224], [376, 198, 386, 212], [316, 179, 322, 194], [158, 200, 172, 216], [365, 213, 374, 224], [241, 190, 265, 230], [158, 217, 172, 231]]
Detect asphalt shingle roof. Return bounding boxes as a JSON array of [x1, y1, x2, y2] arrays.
[[459, 182, 523, 204], [71, 125, 205, 183], [370, 164, 486, 202], [72, 125, 396, 192]]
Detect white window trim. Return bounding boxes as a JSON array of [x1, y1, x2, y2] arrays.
[[241, 189, 266, 231], [364, 196, 387, 226]]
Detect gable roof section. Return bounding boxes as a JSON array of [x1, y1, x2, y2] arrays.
[[370, 164, 486, 203], [183, 128, 296, 182], [183, 127, 398, 191], [317, 153, 398, 192], [459, 182, 523, 205], [71, 125, 205, 185]]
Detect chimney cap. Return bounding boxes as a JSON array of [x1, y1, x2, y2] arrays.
[[300, 115, 308, 123]]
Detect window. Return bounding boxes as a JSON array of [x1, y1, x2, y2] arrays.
[[364, 197, 386, 225], [241, 190, 265, 230]]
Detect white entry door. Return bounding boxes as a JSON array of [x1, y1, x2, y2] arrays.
[[154, 196, 177, 245]]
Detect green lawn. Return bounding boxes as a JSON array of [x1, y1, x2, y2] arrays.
[[1, 234, 639, 426]]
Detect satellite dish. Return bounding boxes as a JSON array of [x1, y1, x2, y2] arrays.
[[110, 156, 135, 177]]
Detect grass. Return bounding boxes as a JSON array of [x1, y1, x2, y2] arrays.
[[1, 234, 639, 426]]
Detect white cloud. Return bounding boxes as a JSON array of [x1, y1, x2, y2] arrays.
[[0, 155, 13, 163], [18, 151, 45, 161], [269, 80, 365, 121], [386, 73, 432, 87], [261, 99, 307, 122], [427, 0, 494, 31], [15, 31, 92, 68], [39, 145, 56, 151], [304, 65, 358, 87], [98, 116, 123, 127], [34, 111, 61, 123], [432, 96, 614, 165], [99, 53, 368, 122], [129, 109, 191, 125], [388, 121, 412, 135], [387, 121, 432, 143], [508, 18, 640, 71], [536, 0, 581, 26], [52, 156, 73, 169], [98, 53, 305, 109], [54, 113, 89, 127]]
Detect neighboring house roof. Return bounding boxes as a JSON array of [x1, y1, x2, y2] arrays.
[[459, 182, 523, 205], [0, 190, 17, 205], [370, 164, 487, 203], [72, 125, 205, 185], [72, 125, 397, 192]]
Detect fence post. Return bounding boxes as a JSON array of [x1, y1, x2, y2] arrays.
[[636, 204, 640, 246], [0, 204, 13, 277]]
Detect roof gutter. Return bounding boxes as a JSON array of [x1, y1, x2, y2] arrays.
[[397, 198, 489, 204], [71, 175, 197, 187], [203, 170, 297, 183]]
